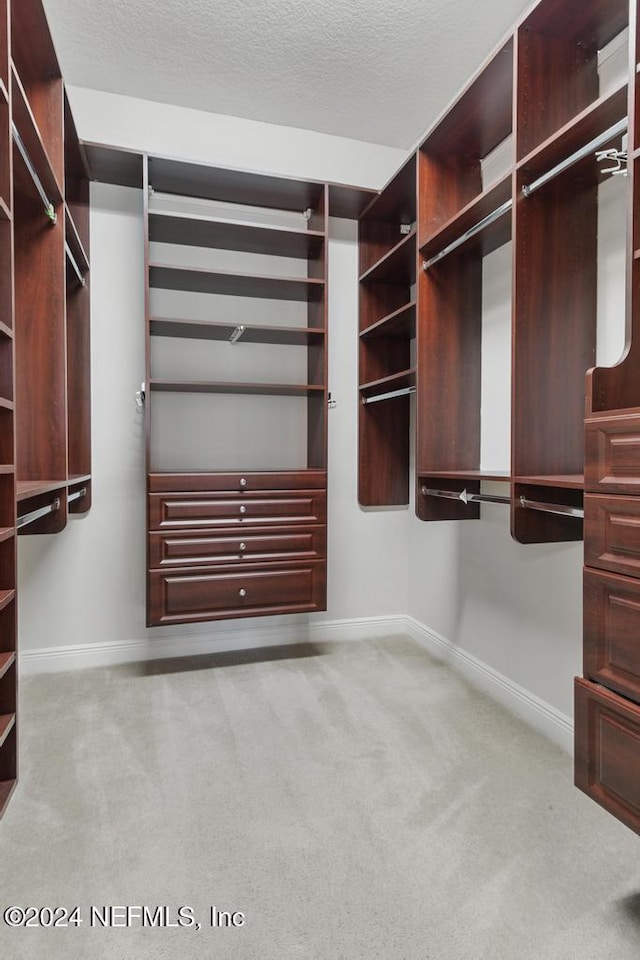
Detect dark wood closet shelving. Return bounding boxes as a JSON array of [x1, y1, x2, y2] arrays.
[[16, 481, 65, 502], [359, 368, 416, 395], [420, 470, 510, 482], [0, 198, 9, 221], [359, 229, 416, 284], [151, 379, 324, 397], [65, 205, 90, 274], [150, 316, 324, 346], [149, 263, 325, 302], [513, 474, 584, 490], [0, 651, 14, 679], [0, 323, 11, 339], [149, 209, 324, 258], [10, 63, 62, 204], [0, 528, 13, 544], [0, 589, 14, 612], [420, 174, 512, 261], [360, 301, 416, 340]]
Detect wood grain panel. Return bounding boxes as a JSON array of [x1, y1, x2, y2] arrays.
[[584, 568, 640, 703], [149, 526, 326, 568], [149, 491, 327, 530], [585, 495, 640, 578], [585, 413, 640, 494]]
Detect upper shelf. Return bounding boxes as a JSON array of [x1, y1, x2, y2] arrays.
[[151, 379, 324, 397], [148, 210, 324, 259], [10, 63, 63, 206], [150, 317, 324, 345], [359, 229, 416, 285], [149, 263, 325, 302], [420, 174, 512, 263]]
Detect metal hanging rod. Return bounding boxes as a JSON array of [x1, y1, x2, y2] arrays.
[[422, 199, 512, 270], [421, 486, 510, 506], [11, 122, 57, 224], [229, 325, 245, 344], [522, 118, 628, 198], [519, 497, 584, 520], [68, 488, 87, 505], [362, 385, 416, 405], [65, 243, 86, 287], [17, 497, 61, 530]]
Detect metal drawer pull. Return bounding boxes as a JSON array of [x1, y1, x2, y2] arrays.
[[240, 505, 246, 514], [239, 542, 246, 551], [239, 588, 247, 598], [240, 478, 247, 487]]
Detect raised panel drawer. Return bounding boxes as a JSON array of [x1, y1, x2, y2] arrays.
[[149, 490, 327, 530], [575, 678, 640, 836], [585, 412, 640, 495], [584, 495, 640, 578], [148, 561, 326, 625], [149, 525, 326, 568], [584, 568, 640, 704], [149, 471, 326, 494]]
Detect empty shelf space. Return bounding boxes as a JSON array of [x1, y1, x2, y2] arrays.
[[65, 204, 90, 274], [150, 379, 325, 397], [420, 175, 512, 265], [150, 317, 324, 346], [0, 780, 17, 817], [10, 63, 63, 205], [0, 652, 15, 680], [360, 368, 416, 394], [359, 229, 416, 284], [360, 301, 416, 340], [514, 474, 584, 489], [517, 84, 628, 183], [16, 479, 65, 501], [0, 321, 13, 340], [0, 714, 15, 749], [0, 590, 14, 613], [148, 209, 324, 259], [149, 263, 325, 302], [0, 197, 10, 222], [419, 470, 510, 482]]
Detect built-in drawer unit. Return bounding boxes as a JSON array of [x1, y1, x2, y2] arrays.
[[149, 490, 327, 530], [148, 561, 326, 625], [149, 525, 326, 567], [584, 495, 640, 579], [585, 413, 640, 495], [149, 471, 327, 494], [575, 678, 640, 835], [584, 568, 640, 704]]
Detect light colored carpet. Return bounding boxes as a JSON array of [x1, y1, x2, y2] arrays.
[[1, 635, 640, 959]]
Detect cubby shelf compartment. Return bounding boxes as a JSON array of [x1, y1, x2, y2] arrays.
[[149, 263, 324, 302], [360, 301, 416, 340], [10, 63, 62, 206], [359, 368, 416, 397], [150, 317, 324, 346], [359, 229, 416, 284], [0, 713, 15, 748], [420, 175, 512, 266], [0, 653, 15, 681], [151, 380, 324, 397], [149, 210, 324, 259], [517, 83, 628, 184]]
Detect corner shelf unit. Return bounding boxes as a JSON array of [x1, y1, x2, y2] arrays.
[[0, 0, 92, 817]]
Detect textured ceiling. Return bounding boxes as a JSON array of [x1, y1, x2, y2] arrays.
[[42, 0, 533, 149]]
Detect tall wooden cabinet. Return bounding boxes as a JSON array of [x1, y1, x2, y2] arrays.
[[0, 0, 92, 816]]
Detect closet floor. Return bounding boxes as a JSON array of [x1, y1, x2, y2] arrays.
[[1, 635, 639, 959]]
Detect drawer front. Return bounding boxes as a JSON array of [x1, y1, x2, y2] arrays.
[[148, 562, 326, 625], [575, 678, 640, 836], [585, 413, 640, 495], [149, 526, 326, 568], [149, 471, 326, 494], [149, 491, 327, 530], [584, 568, 640, 704], [584, 495, 640, 578]]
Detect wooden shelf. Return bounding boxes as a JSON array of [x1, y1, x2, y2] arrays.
[[0, 322, 13, 340], [420, 174, 512, 260], [149, 209, 324, 259], [0, 779, 17, 817], [0, 465, 14, 475], [360, 368, 416, 395], [16, 479, 65, 501], [150, 316, 324, 346], [517, 83, 628, 182], [514, 474, 584, 489], [0, 398, 13, 411], [0, 590, 15, 613], [149, 263, 324, 302], [68, 474, 92, 485], [0, 197, 11, 221], [10, 62, 63, 205], [151, 379, 325, 397], [0, 713, 15, 748], [360, 301, 416, 340], [420, 470, 510, 482], [0, 653, 15, 680], [0, 528, 14, 544], [0, 77, 8, 106], [359, 229, 416, 284]]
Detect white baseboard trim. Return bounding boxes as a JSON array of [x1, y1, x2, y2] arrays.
[[405, 616, 574, 754], [18, 614, 407, 676], [19, 612, 574, 753]]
